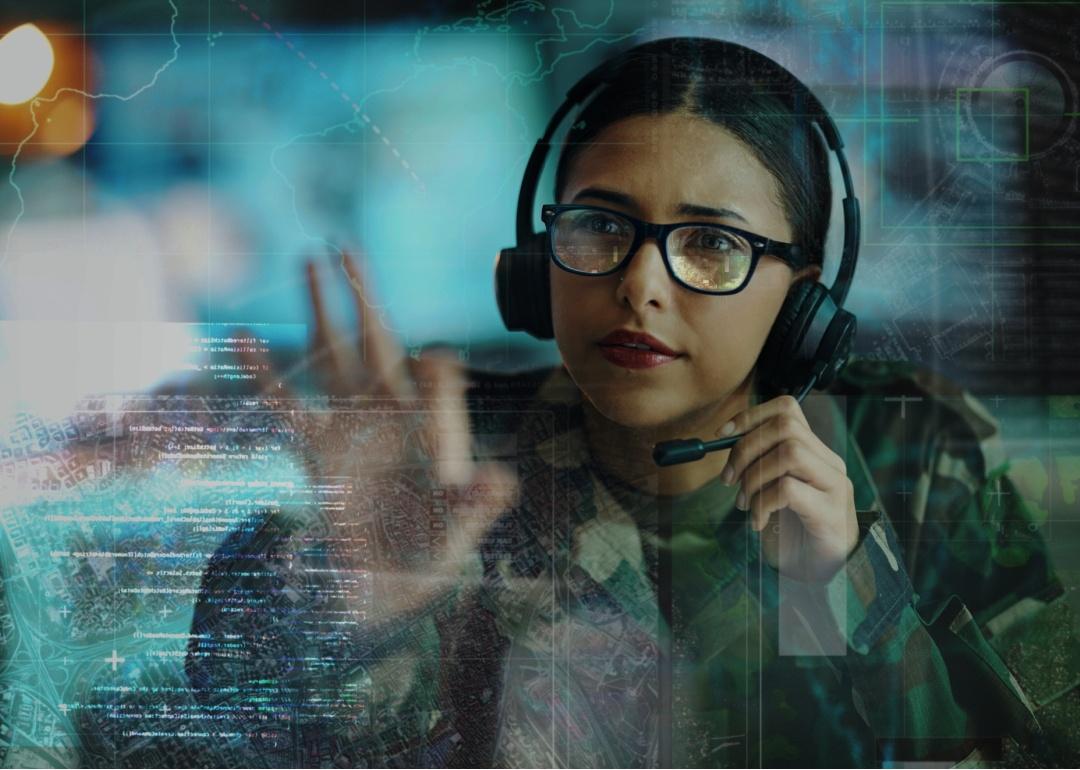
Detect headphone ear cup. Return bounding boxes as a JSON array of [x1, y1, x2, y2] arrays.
[[758, 280, 843, 398], [494, 231, 553, 340], [757, 281, 815, 398], [811, 303, 857, 391]]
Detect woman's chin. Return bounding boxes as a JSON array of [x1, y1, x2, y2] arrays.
[[582, 389, 689, 432], [564, 359, 717, 431]]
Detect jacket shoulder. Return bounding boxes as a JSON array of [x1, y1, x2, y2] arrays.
[[829, 356, 1008, 477]]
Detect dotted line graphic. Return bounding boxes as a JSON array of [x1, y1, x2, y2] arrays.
[[226, 0, 424, 190]]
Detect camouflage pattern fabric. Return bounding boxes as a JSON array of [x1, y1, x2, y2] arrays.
[[185, 357, 1079, 767]]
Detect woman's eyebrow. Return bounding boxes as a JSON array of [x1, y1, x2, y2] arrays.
[[571, 187, 749, 224], [571, 187, 637, 208], [675, 202, 749, 224]]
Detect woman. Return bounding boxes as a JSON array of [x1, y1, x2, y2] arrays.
[[186, 38, 1075, 767]]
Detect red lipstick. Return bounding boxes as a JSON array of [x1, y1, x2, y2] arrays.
[[597, 329, 682, 370]]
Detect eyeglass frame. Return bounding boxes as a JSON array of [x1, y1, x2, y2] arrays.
[[541, 203, 809, 296]]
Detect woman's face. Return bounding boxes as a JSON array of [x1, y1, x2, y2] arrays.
[[551, 111, 819, 433]]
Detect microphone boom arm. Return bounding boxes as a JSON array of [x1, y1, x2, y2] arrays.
[[651, 362, 826, 467]]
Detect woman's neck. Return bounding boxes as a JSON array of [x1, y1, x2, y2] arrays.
[[580, 375, 754, 498]]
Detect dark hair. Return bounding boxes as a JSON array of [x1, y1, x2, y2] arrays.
[[553, 37, 832, 270]]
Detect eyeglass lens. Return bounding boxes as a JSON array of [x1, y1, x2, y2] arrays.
[[550, 208, 753, 292]]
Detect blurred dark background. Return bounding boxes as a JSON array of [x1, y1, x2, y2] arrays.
[[2, 0, 1079, 401]]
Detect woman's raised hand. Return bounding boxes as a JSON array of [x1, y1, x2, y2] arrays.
[[237, 248, 519, 619]]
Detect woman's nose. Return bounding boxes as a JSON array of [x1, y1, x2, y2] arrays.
[[615, 237, 672, 309]]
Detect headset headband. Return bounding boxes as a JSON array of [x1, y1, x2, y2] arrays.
[[513, 38, 860, 310]]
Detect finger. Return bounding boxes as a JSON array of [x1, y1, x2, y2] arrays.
[[724, 394, 809, 437], [722, 395, 843, 472], [306, 258, 330, 349], [335, 248, 414, 399], [304, 259, 351, 392], [752, 481, 852, 582], [409, 350, 475, 487], [308, 257, 366, 395], [722, 412, 842, 489], [757, 507, 800, 572], [748, 475, 831, 537], [738, 437, 846, 508]]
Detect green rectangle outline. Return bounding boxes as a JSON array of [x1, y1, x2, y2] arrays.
[[879, 0, 1080, 230]]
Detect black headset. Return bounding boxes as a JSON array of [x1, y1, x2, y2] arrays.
[[494, 38, 860, 466]]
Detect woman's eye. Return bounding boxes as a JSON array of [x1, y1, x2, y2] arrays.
[[693, 230, 735, 252], [583, 214, 624, 235]]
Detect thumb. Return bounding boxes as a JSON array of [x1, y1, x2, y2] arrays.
[[409, 349, 475, 487]]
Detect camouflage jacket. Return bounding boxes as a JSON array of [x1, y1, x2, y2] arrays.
[[185, 357, 1080, 767]]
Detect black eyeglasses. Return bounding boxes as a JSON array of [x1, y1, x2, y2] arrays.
[[541, 203, 808, 295]]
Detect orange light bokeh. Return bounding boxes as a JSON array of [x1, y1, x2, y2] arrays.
[[0, 22, 97, 158]]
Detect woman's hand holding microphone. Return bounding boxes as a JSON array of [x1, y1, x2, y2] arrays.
[[718, 394, 860, 583]]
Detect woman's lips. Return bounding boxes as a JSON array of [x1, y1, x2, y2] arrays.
[[597, 344, 681, 369]]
